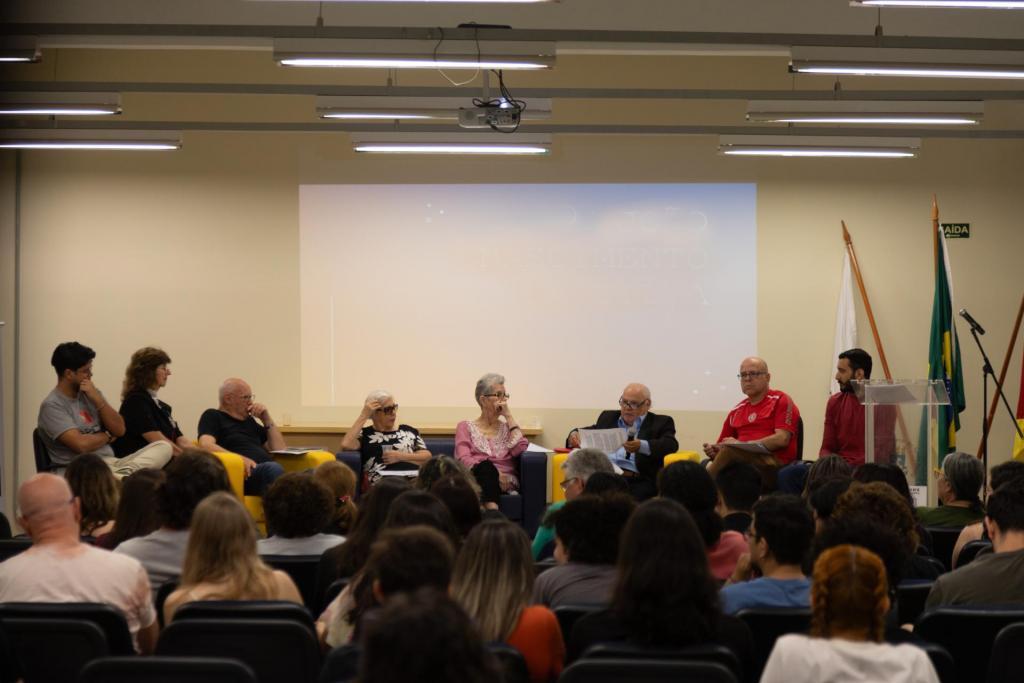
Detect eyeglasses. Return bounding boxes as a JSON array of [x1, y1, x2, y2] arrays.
[[378, 405, 399, 415], [240, 393, 255, 401], [618, 398, 648, 410], [737, 372, 766, 380], [484, 393, 510, 400], [560, 477, 580, 491]]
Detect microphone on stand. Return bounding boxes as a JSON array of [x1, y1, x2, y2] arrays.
[[959, 308, 986, 335], [626, 424, 637, 460]]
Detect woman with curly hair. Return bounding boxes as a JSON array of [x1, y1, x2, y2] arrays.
[[65, 452, 119, 537], [116, 347, 193, 458], [761, 544, 939, 683], [314, 460, 358, 536]]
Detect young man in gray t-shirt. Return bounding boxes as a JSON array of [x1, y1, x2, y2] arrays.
[[37, 341, 172, 477]]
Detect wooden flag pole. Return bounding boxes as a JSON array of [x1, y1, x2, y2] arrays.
[[977, 292, 1024, 459], [842, 221, 916, 473]]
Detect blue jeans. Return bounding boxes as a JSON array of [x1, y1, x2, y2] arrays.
[[244, 461, 286, 496]]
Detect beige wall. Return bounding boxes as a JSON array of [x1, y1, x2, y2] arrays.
[[3, 115, 1024, 514]]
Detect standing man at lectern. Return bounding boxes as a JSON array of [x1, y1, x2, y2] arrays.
[[566, 383, 678, 501], [821, 348, 896, 468]]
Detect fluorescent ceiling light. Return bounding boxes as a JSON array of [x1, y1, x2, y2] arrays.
[[746, 100, 983, 125], [0, 129, 181, 151], [350, 132, 550, 155], [275, 38, 554, 70], [790, 46, 1024, 79], [852, 1, 1024, 8], [0, 92, 123, 116], [315, 95, 551, 121], [719, 135, 920, 158]]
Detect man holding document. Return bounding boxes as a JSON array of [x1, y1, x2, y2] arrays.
[[704, 357, 801, 491], [566, 383, 678, 501]]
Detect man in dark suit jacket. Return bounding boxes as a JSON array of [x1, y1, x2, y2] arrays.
[[566, 383, 678, 500]]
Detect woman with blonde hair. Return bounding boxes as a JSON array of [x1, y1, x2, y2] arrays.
[[163, 491, 302, 624], [65, 452, 119, 537], [760, 544, 938, 683], [451, 520, 563, 683]]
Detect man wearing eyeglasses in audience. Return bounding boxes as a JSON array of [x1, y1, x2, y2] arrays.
[[703, 357, 800, 490], [566, 383, 678, 501], [340, 389, 431, 490]]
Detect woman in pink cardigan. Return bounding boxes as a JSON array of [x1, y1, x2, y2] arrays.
[[455, 373, 528, 510]]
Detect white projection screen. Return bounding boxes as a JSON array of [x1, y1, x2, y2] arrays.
[[300, 183, 757, 410]]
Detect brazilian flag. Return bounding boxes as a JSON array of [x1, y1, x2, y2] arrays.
[[916, 225, 966, 485]]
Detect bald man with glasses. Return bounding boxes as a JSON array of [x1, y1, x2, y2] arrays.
[[566, 383, 678, 500]]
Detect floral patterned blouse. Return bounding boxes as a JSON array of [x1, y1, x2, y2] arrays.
[[358, 424, 427, 488]]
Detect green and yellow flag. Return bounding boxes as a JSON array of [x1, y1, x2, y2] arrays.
[[916, 223, 966, 485]]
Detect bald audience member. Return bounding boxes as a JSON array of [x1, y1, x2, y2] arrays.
[[197, 378, 286, 495], [703, 357, 801, 490], [567, 383, 678, 500], [0, 474, 158, 653]]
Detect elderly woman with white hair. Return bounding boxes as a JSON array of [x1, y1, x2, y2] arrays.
[[340, 390, 432, 490], [455, 373, 528, 510]]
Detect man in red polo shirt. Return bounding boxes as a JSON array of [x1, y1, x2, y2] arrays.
[[703, 357, 801, 488], [821, 348, 896, 467]]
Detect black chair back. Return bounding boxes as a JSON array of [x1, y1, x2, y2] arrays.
[[79, 656, 258, 683], [915, 607, 1024, 683], [920, 643, 957, 683], [925, 526, 964, 571], [988, 622, 1024, 683], [171, 600, 315, 634], [32, 428, 55, 473], [534, 559, 557, 576], [157, 618, 321, 683], [735, 608, 811, 680], [0, 602, 134, 655], [260, 555, 323, 612], [958, 539, 992, 568], [320, 643, 361, 683], [155, 580, 178, 628], [560, 657, 737, 683], [896, 582, 934, 625], [488, 642, 530, 683], [0, 618, 107, 683], [581, 641, 742, 680], [0, 538, 33, 563], [553, 604, 606, 650], [0, 511, 11, 540]]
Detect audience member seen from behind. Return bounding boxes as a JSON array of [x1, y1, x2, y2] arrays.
[[721, 494, 814, 614], [163, 491, 302, 623], [916, 451, 985, 528], [582, 472, 629, 496], [358, 588, 497, 683], [340, 390, 431, 490], [0, 474, 158, 653], [65, 451, 120, 537], [455, 373, 528, 510], [853, 462, 933, 554], [926, 479, 1024, 608], [416, 455, 481, 496], [533, 493, 636, 608], [37, 341, 172, 476], [714, 460, 762, 535], [952, 460, 1024, 567], [568, 499, 753, 669], [431, 476, 483, 540], [116, 347, 193, 458], [259, 472, 345, 555], [808, 477, 854, 533], [802, 455, 853, 499], [95, 468, 164, 550], [533, 448, 614, 560], [452, 520, 564, 683], [760, 545, 939, 683], [115, 449, 231, 594], [658, 460, 747, 582], [314, 460, 359, 537]]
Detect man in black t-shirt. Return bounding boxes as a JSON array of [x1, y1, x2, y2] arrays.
[[197, 378, 286, 495]]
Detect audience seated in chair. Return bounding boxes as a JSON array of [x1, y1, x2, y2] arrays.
[[430, 476, 484, 541], [65, 452, 120, 538], [0, 473, 158, 653], [951, 460, 1024, 568], [358, 588, 498, 683], [713, 460, 762, 535], [926, 479, 1024, 608], [257, 472, 345, 556], [339, 389, 432, 491], [115, 449, 231, 595], [801, 455, 852, 500], [532, 493, 635, 609], [531, 448, 614, 560], [568, 498, 754, 674], [95, 468, 163, 550], [760, 545, 938, 683], [658, 461, 747, 582], [721, 494, 814, 615], [313, 460, 358, 537], [163, 491, 302, 624], [453, 520, 564, 683], [916, 451, 985, 528], [808, 476, 853, 533]]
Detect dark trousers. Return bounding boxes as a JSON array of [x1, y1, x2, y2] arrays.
[[471, 461, 502, 505], [244, 461, 286, 496]]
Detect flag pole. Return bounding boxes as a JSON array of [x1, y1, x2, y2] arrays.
[[977, 292, 1024, 459], [842, 221, 916, 473]]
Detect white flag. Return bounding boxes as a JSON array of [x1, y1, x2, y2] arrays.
[[831, 251, 858, 395]]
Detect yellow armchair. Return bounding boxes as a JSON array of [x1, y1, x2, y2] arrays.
[[664, 451, 702, 466]]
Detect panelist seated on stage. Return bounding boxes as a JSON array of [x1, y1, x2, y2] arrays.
[[339, 390, 431, 491], [703, 357, 800, 487], [566, 383, 678, 501], [197, 378, 286, 496], [821, 348, 896, 468], [116, 347, 194, 459]]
